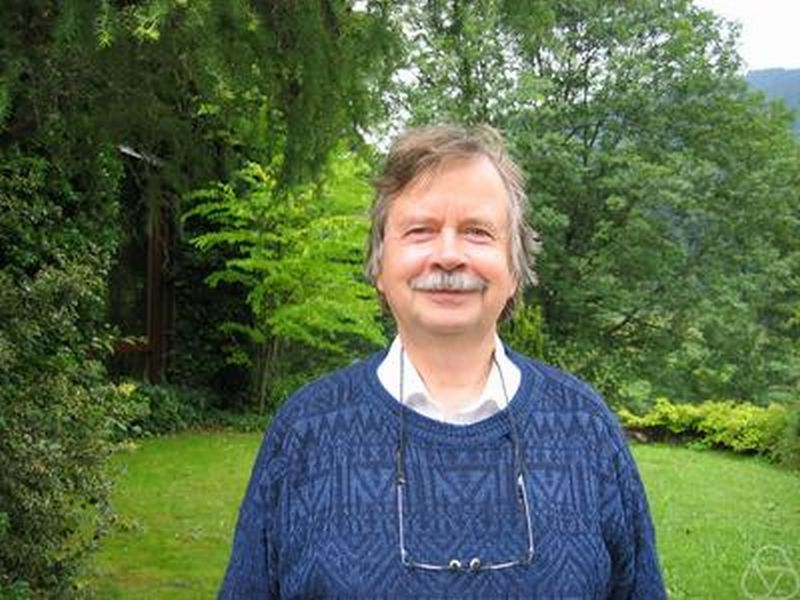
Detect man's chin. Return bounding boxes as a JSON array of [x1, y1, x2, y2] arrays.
[[413, 314, 486, 338]]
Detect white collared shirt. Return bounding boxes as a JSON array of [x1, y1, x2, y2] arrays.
[[376, 335, 521, 425]]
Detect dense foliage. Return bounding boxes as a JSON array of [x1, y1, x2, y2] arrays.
[[112, 381, 212, 437], [0, 151, 121, 594], [0, 2, 128, 589], [184, 152, 386, 412], [619, 398, 800, 468], [386, 0, 800, 408], [0, 0, 398, 594]]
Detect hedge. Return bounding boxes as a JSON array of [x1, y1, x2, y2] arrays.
[[619, 398, 800, 468]]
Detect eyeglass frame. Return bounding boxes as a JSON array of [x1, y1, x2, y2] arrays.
[[394, 348, 535, 572]]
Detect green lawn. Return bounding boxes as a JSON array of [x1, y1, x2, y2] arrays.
[[85, 433, 800, 599], [635, 445, 800, 599], [86, 433, 261, 599]]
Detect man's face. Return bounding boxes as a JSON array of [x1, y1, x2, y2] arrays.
[[375, 156, 517, 340]]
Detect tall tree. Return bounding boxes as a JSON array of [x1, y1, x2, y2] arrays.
[[386, 0, 800, 406], [0, 0, 400, 593]]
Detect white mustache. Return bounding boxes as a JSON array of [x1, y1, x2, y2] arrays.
[[410, 271, 488, 292]]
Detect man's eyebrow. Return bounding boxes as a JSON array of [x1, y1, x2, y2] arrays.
[[463, 216, 497, 225], [392, 214, 439, 227], [461, 217, 502, 231]]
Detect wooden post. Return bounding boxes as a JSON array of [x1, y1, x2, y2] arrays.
[[145, 199, 164, 383]]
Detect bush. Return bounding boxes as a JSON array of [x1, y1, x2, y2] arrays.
[[113, 382, 214, 438], [0, 264, 117, 596], [0, 147, 122, 595], [621, 397, 706, 435], [619, 397, 797, 467], [697, 401, 787, 454], [773, 401, 800, 469], [112, 380, 276, 438], [0, 513, 29, 599], [203, 408, 272, 432], [501, 303, 546, 359], [107, 382, 151, 440]]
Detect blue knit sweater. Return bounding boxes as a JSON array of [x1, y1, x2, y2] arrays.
[[220, 348, 667, 599]]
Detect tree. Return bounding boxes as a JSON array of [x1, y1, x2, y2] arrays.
[[185, 151, 386, 413], [385, 0, 800, 406], [0, 0, 401, 593]]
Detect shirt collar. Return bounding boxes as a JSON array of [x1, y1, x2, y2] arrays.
[[376, 334, 521, 425]]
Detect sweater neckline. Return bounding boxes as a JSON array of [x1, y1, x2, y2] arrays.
[[361, 346, 544, 446]]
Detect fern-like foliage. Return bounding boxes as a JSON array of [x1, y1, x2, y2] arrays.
[[185, 150, 385, 410]]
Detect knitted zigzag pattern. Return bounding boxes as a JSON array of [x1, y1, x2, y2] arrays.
[[220, 349, 667, 599]]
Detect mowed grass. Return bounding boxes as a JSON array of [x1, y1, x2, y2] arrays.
[[635, 445, 800, 599], [86, 432, 261, 599], [86, 433, 800, 599]]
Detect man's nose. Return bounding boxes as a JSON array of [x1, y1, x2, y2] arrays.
[[431, 229, 466, 271]]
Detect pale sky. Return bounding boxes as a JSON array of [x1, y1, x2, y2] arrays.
[[694, 0, 800, 70]]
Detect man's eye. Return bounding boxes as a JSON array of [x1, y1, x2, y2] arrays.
[[405, 227, 433, 237], [465, 227, 492, 239]]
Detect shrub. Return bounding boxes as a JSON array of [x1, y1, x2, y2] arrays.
[[0, 513, 29, 599], [773, 401, 800, 469], [107, 382, 151, 440], [113, 382, 213, 437], [619, 397, 795, 467], [501, 303, 546, 360], [621, 397, 706, 435], [696, 402, 787, 454], [203, 408, 272, 433], [0, 264, 117, 595], [0, 147, 122, 594]]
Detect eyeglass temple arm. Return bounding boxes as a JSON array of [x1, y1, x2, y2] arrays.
[[395, 443, 406, 485]]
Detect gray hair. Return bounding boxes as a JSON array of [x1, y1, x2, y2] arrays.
[[365, 124, 540, 319]]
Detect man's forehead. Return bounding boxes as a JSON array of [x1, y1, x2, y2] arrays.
[[401, 154, 504, 192], [387, 156, 512, 220]]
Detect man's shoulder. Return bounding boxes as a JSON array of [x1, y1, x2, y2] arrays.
[[509, 350, 630, 454], [508, 349, 618, 422], [268, 350, 384, 432]]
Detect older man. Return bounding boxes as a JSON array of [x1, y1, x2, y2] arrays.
[[220, 125, 667, 598]]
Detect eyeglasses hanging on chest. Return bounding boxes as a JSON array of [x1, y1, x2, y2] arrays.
[[394, 348, 535, 572]]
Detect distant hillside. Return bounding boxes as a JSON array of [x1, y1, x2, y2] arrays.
[[746, 68, 800, 133]]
